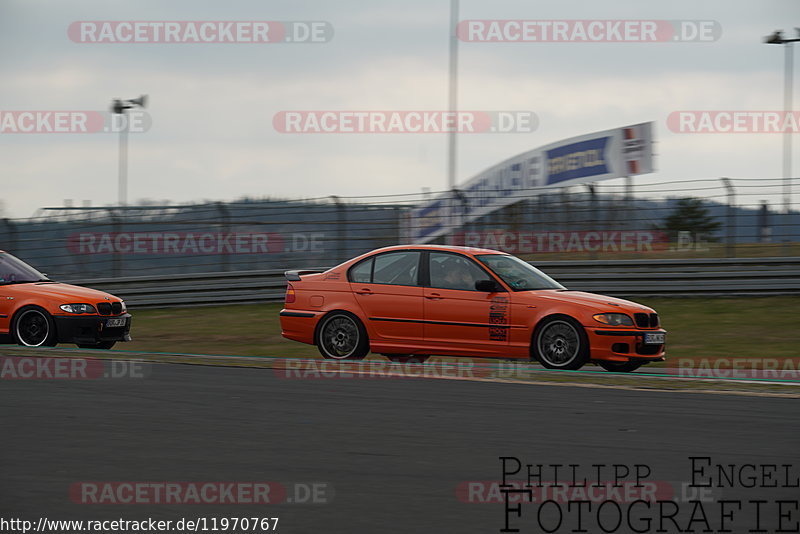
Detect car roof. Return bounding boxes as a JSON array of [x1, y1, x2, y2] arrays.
[[366, 244, 506, 256]]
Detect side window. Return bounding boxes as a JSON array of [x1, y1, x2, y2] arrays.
[[429, 252, 487, 291], [372, 251, 420, 286], [349, 257, 373, 283]]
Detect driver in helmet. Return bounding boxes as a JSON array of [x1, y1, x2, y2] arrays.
[[441, 258, 475, 290]]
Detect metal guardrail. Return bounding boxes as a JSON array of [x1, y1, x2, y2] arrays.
[[64, 258, 800, 308], [64, 268, 328, 308], [534, 257, 800, 297]]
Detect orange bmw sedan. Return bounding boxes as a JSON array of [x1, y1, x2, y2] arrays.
[[280, 245, 665, 372], [0, 251, 131, 349]]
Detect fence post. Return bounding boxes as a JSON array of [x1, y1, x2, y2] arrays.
[[329, 196, 344, 263], [395, 205, 404, 244], [0, 218, 17, 254], [110, 209, 121, 277], [758, 201, 771, 243], [560, 188, 569, 230], [537, 194, 546, 233], [585, 184, 598, 260], [509, 199, 521, 235], [721, 178, 736, 258], [216, 202, 231, 272], [625, 175, 634, 232]]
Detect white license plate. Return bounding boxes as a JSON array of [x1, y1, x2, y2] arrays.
[[644, 332, 665, 345], [106, 318, 126, 328]]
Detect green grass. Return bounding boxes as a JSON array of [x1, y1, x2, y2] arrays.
[[122, 297, 800, 362], [124, 303, 317, 358], [637, 296, 800, 362]]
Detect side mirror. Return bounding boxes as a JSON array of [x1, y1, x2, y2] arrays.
[[475, 279, 501, 292]]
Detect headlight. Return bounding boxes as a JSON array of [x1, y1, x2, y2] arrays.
[[120, 300, 127, 313], [593, 313, 634, 326], [60, 303, 97, 314]]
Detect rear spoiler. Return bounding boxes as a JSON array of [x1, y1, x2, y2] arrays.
[[285, 269, 326, 281]]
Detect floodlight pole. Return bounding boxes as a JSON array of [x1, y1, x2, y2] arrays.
[[764, 30, 799, 250], [111, 95, 147, 207], [447, 0, 459, 242], [783, 42, 793, 221], [118, 124, 128, 206]]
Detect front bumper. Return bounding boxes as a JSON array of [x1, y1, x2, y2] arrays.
[[53, 313, 132, 345], [587, 327, 666, 362]]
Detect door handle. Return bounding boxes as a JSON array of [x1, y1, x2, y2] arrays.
[[355, 288, 373, 295], [425, 292, 443, 300]]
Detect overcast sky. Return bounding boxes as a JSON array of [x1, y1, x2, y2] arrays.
[[0, 0, 796, 218]]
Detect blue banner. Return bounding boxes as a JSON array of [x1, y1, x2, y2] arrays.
[[546, 137, 610, 185]]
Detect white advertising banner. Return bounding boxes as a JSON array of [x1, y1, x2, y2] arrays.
[[410, 122, 654, 242]]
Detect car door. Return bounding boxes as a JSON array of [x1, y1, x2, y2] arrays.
[[0, 287, 15, 335], [423, 251, 510, 354], [348, 250, 424, 343]]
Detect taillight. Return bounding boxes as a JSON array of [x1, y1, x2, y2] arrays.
[[285, 283, 296, 303]]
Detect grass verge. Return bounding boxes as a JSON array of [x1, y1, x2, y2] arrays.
[[120, 297, 800, 363]]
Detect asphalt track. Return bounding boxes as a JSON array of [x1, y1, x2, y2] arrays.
[[1, 361, 798, 534]]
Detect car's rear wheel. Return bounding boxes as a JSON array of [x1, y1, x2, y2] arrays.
[[77, 341, 117, 350], [383, 354, 430, 364], [317, 311, 369, 360], [533, 316, 589, 370], [597, 360, 644, 373], [13, 307, 57, 347]]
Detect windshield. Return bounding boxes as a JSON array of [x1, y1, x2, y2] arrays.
[[476, 254, 564, 291], [0, 252, 49, 284]]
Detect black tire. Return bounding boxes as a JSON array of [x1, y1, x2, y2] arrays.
[[597, 360, 644, 373], [383, 354, 430, 364], [316, 311, 369, 360], [77, 341, 117, 350], [12, 306, 57, 348], [532, 316, 589, 370]]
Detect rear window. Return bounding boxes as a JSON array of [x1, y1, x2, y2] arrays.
[[349, 258, 373, 283], [347, 251, 421, 286]]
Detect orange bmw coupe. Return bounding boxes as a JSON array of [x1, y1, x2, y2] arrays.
[[280, 245, 665, 372], [0, 251, 131, 349]]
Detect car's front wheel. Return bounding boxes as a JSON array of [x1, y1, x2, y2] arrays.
[[533, 316, 589, 370], [13, 307, 57, 347], [77, 341, 117, 350], [316, 311, 369, 360], [597, 360, 644, 373]]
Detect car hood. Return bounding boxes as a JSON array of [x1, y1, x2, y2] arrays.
[[518, 289, 653, 313], [10, 282, 120, 302]]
